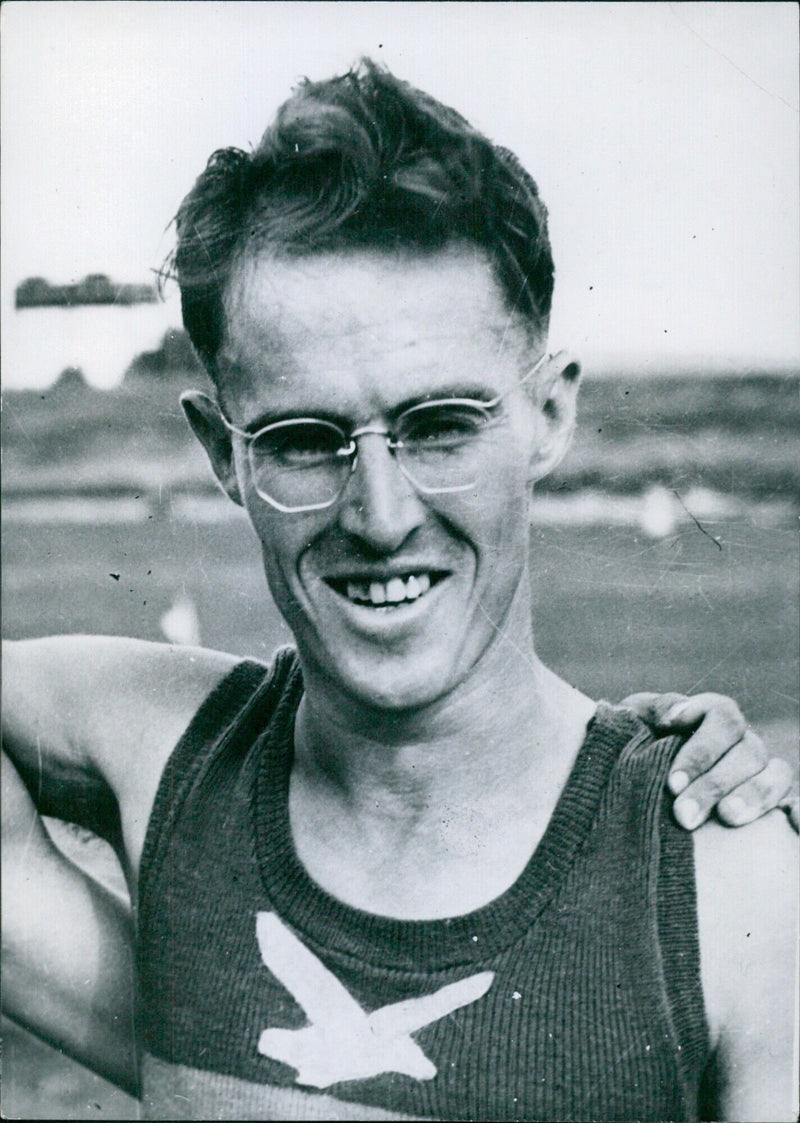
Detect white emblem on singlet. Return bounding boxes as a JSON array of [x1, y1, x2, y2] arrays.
[[255, 912, 494, 1089]]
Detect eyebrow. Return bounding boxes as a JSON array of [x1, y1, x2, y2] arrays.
[[239, 382, 504, 434], [238, 406, 348, 434], [389, 382, 502, 415]]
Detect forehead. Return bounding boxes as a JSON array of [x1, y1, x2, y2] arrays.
[[217, 245, 534, 413]]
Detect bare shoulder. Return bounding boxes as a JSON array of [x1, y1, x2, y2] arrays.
[[695, 812, 797, 1021], [3, 635, 240, 787], [694, 812, 798, 1121], [695, 812, 798, 950]]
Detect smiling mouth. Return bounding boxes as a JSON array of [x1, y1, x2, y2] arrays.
[[326, 571, 448, 607]]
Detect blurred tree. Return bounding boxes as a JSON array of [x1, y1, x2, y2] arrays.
[[125, 329, 201, 381], [51, 366, 90, 393]]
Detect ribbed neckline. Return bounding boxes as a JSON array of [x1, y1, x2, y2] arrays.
[[253, 657, 645, 972]]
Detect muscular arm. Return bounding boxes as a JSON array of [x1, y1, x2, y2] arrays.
[[1, 636, 237, 1090], [2, 752, 139, 1095], [695, 812, 798, 1121], [2, 635, 238, 864], [2, 638, 121, 842]]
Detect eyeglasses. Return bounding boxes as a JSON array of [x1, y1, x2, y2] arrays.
[[220, 354, 548, 513]]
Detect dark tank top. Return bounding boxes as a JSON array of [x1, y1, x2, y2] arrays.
[[137, 648, 709, 1120]]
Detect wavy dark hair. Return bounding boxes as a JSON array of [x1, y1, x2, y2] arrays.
[[165, 59, 554, 376]]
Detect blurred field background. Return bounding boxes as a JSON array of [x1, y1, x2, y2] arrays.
[[3, 1, 798, 1115], [2, 338, 799, 1119]]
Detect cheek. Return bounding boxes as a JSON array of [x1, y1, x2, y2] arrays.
[[245, 503, 301, 591], [249, 505, 332, 611], [482, 444, 532, 526], [483, 492, 531, 580], [256, 530, 316, 639], [453, 455, 532, 571]]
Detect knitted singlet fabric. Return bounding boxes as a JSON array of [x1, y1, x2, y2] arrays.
[[137, 648, 710, 1121]]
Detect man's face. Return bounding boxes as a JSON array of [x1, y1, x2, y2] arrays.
[[214, 245, 561, 711]]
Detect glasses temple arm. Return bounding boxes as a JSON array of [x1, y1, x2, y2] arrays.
[[482, 352, 550, 408]]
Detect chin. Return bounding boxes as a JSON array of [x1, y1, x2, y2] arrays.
[[311, 644, 460, 714]]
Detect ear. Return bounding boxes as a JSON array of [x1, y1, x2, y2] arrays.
[[180, 390, 244, 506], [527, 351, 582, 484]]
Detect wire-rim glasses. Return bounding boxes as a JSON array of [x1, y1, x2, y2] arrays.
[[220, 354, 548, 513]]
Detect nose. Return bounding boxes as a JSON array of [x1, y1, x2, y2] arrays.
[[337, 432, 426, 553]]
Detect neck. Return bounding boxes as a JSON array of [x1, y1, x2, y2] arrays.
[[288, 583, 596, 918], [293, 593, 593, 827]]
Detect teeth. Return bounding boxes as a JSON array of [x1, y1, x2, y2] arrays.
[[343, 573, 436, 606], [369, 582, 387, 605], [386, 578, 406, 603]]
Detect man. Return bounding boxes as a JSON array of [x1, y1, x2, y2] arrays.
[[3, 63, 797, 1121]]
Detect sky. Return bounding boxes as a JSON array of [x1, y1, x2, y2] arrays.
[[2, 1, 798, 387]]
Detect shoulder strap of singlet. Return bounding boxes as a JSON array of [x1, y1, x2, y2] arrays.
[[616, 720, 710, 1110], [138, 646, 299, 910], [657, 782, 711, 1108]]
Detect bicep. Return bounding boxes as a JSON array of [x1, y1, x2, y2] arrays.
[[2, 755, 139, 1096], [2, 635, 238, 839], [2, 637, 116, 830], [696, 814, 798, 1122]]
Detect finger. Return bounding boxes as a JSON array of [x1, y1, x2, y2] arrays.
[[666, 701, 751, 795], [662, 692, 747, 733], [786, 794, 799, 834], [672, 733, 767, 830], [716, 758, 796, 826], [776, 772, 797, 834], [620, 692, 688, 727]]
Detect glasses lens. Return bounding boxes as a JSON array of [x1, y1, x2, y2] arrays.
[[249, 420, 350, 510], [395, 402, 494, 491]]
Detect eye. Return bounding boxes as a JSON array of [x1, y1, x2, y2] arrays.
[[253, 421, 344, 467], [399, 404, 490, 450]]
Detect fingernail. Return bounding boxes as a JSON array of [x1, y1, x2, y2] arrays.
[[675, 797, 701, 830], [669, 770, 690, 795], [721, 795, 747, 824]]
